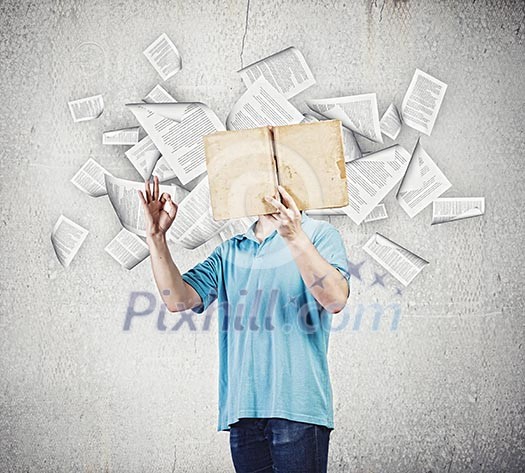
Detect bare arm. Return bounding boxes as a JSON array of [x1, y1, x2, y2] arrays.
[[138, 177, 201, 312], [285, 231, 349, 314], [265, 186, 349, 314]]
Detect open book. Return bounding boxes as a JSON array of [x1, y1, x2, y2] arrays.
[[203, 120, 348, 220]]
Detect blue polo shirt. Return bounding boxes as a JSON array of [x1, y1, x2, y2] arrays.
[[181, 212, 350, 432]]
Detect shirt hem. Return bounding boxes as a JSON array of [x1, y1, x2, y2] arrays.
[[217, 409, 334, 432]]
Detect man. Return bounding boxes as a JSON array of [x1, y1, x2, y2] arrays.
[[139, 176, 351, 473]]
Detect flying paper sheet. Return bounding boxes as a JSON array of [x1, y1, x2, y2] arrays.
[[306, 203, 387, 220], [341, 126, 362, 162], [431, 197, 485, 225], [125, 136, 161, 180], [68, 94, 104, 122], [238, 46, 316, 99], [306, 93, 383, 143], [401, 69, 447, 135], [226, 77, 303, 130], [166, 176, 230, 249], [70, 157, 111, 197], [152, 156, 178, 182], [105, 175, 188, 237], [127, 101, 224, 185], [128, 84, 178, 180], [380, 103, 402, 140], [306, 208, 346, 216], [396, 139, 451, 218], [363, 233, 429, 286], [105, 228, 150, 270], [143, 33, 182, 81], [363, 203, 388, 223], [103, 127, 140, 145], [342, 145, 411, 225], [301, 113, 319, 123], [51, 215, 89, 267], [143, 84, 177, 103]]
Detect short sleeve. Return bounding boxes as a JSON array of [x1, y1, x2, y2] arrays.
[[181, 245, 222, 314], [312, 223, 351, 285]]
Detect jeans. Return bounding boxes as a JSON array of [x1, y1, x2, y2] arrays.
[[229, 417, 331, 473]]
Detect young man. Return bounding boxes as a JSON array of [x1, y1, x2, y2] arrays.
[[139, 176, 351, 473]]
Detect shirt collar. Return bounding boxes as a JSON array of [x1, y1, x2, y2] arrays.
[[234, 211, 310, 242]]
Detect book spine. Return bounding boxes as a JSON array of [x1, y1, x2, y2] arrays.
[[269, 127, 282, 199]]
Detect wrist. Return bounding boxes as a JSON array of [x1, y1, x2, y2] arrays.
[[285, 228, 310, 249], [146, 231, 167, 246]]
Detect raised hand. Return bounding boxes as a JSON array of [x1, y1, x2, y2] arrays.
[[264, 185, 304, 241], [138, 176, 177, 238]]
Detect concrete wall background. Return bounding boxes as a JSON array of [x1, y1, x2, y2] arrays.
[[1, 0, 524, 471]]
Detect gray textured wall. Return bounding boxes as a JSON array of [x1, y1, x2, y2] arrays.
[[1, 0, 524, 471]]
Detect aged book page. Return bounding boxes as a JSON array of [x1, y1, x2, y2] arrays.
[[271, 120, 348, 211], [204, 127, 279, 220]]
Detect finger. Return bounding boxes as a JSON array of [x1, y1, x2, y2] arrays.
[[266, 195, 295, 221], [159, 192, 169, 203], [264, 195, 287, 214], [137, 190, 147, 208], [278, 185, 299, 213], [268, 211, 287, 229], [153, 176, 159, 201], [144, 179, 152, 203], [165, 195, 177, 220]]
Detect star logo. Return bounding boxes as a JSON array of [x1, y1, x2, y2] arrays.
[[310, 273, 327, 289], [346, 259, 365, 282], [370, 272, 387, 288], [286, 294, 300, 307]]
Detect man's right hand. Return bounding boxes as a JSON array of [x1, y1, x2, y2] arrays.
[[138, 176, 178, 239]]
